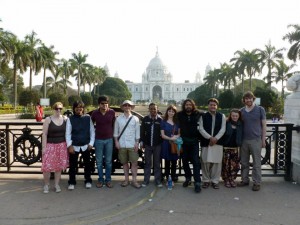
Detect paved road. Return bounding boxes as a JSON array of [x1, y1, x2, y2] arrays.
[[0, 174, 299, 225]]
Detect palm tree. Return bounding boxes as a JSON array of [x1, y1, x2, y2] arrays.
[[24, 31, 42, 90], [218, 63, 237, 91], [231, 49, 261, 92], [70, 51, 92, 96], [272, 60, 296, 99], [204, 68, 221, 97], [0, 21, 15, 66], [44, 69, 64, 95], [283, 24, 300, 62], [257, 41, 284, 89], [37, 44, 58, 98], [10, 37, 31, 108], [57, 58, 73, 95]]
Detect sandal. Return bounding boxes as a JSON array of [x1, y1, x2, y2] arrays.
[[224, 181, 231, 188], [202, 182, 210, 189], [230, 181, 237, 188], [131, 181, 141, 189], [120, 180, 129, 187], [212, 183, 220, 189]]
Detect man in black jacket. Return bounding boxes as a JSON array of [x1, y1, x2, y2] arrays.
[[177, 99, 202, 193], [140, 103, 163, 187]]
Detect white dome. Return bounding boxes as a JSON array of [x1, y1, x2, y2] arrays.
[[147, 51, 167, 70]]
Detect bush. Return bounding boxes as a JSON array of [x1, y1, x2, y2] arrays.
[[68, 95, 81, 106], [80, 93, 93, 106]]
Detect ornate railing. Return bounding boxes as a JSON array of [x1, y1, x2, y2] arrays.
[[0, 121, 297, 180]]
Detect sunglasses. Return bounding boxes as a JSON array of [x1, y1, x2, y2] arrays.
[[55, 107, 63, 111]]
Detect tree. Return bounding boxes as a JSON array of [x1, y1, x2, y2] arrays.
[[57, 58, 73, 95], [187, 84, 212, 107], [231, 49, 261, 93], [49, 92, 68, 107], [70, 51, 92, 96], [218, 90, 235, 109], [257, 41, 284, 89], [24, 31, 42, 90], [37, 44, 58, 98], [203, 68, 220, 97], [254, 87, 277, 111], [19, 89, 40, 106], [95, 77, 131, 105], [80, 93, 93, 106], [283, 24, 300, 62], [272, 60, 296, 99]]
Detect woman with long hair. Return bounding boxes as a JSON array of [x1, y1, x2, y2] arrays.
[[160, 105, 180, 186]]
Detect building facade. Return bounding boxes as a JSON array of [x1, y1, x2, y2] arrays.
[[125, 50, 203, 103]]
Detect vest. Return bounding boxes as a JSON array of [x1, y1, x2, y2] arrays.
[[201, 112, 223, 147], [69, 114, 91, 146]]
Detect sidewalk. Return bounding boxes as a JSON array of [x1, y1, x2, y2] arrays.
[[0, 174, 299, 225]]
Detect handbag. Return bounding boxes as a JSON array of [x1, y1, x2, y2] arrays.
[[169, 125, 183, 155]]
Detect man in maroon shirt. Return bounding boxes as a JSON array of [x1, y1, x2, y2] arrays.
[[91, 96, 115, 188]]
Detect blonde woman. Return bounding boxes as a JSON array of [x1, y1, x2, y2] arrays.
[[41, 102, 69, 193]]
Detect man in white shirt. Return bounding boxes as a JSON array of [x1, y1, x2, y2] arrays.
[[114, 100, 141, 189]]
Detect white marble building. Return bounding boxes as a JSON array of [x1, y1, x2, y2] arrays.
[[124, 50, 204, 103]]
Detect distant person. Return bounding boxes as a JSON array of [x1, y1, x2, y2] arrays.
[[221, 109, 243, 188], [160, 105, 180, 188], [177, 99, 202, 193], [35, 102, 43, 122], [113, 100, 141, 189], [91, 95, 115, 188], [140, 103, 163, 188], [41, 102, 68, 193], [66, 101, 95, 190], [199, 98, 226, 189], [238, 91, 266, 191]]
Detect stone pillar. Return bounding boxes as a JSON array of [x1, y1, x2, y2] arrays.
[[285, 72, 300, 183]]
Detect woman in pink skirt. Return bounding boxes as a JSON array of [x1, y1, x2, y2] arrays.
[[41, 102, 69, 193]]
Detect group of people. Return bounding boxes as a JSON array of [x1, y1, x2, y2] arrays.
[[41, 91, 266, 194]]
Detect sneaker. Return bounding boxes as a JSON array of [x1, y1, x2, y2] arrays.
[[141, 182, 148, 188], [43, 185, 49, 194], [156, 183, 163, 188], [182, 180, 192, 187], [68, 184, 75, 190], [195, 183, 201, 193], [85, 182, 92, 189], [237, 181, 250, 187], [55, 185, 61, 193], [252, 184, 261, 191]]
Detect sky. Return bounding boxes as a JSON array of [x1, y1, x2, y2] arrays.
[[1, 0, 300, 90]]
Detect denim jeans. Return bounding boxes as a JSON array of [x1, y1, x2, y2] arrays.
[[94, 138, 113, 183]]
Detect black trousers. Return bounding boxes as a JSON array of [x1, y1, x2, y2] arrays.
[[68, 149, 92, 185]]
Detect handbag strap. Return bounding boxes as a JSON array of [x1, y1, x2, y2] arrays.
[[118, 116, 133, 141]]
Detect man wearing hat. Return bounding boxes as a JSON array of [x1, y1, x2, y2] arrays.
[[113, 100, 141, 188]]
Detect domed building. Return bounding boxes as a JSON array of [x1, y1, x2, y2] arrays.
[[125, 50, 203, 103]]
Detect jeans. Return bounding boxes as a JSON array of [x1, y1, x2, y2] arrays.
[[182, 142, 201, 183], [94, 138, 113, 183]]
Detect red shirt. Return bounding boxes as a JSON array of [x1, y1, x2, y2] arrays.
[[91, 108, 115, 139]]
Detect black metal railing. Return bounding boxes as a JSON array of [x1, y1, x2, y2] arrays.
[[0, 121, 297, 180]]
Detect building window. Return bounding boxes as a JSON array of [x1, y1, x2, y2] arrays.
[[177, 88, 179, 91], [146, 87, 148, 91], [183, 88, 185, 91], [136, 87, 138, 91]]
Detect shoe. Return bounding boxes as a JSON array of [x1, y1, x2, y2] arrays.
[[131, 181, 141, 189], [237, 181, 249, 187], [252, 184, 261, 191], [106, 182, 113, 188], [120, 180, 129, 187], [195, 183, 201, 193], [182, 180, 192, 187], [172, 176, 178, 182], [43, 185, 49, 194], [141, 182, 149, 187], [156, 183, 163, 188], [55, 185, 61, 193], [68, 184, 75, 190], [96, 181, 103, 188], [212, 183, 220, 189], [85, 182, 92, 189], [202, 182, 210, 189]]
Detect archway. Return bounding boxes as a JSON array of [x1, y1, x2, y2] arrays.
[[152, 85, 162, 102]]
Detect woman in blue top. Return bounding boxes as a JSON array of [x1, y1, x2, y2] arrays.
[[161, 105, 180, 186]]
